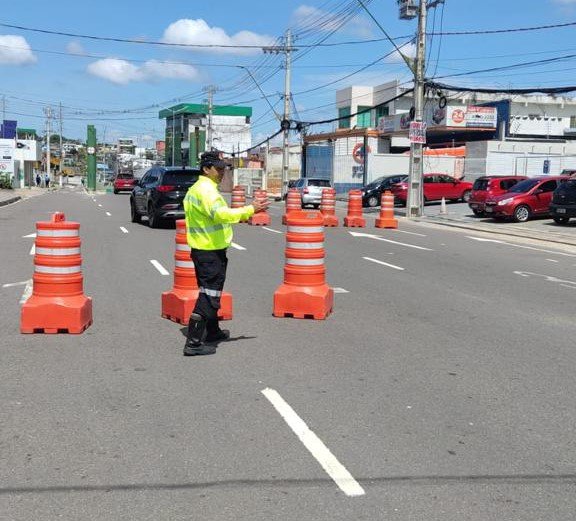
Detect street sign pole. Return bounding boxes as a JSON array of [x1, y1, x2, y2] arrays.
[[87, 125, 97, 191]]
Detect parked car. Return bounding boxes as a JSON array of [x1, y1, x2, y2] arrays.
[[549, 176, 576, 224], [468, 175, 528, 216], [361, 174, 408, 207], [293, 178, 332, 208], [113, 173, 137, 194], [130, 167, 199, 228], [390, 174, 473, 205], [484, 175, 570, 222]]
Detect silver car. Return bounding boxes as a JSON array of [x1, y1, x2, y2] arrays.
[[294, 178, 332, 208]]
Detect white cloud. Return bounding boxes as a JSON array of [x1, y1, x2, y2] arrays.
[[66, 40, 86, 55], [0, 35, 36, 65], [161, 19, 274, 55], [386, 42, 416, 63], [86, 58, 200, 84], [292, 4, 373, 38]]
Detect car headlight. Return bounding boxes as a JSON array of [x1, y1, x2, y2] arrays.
[[498, 198, 514, 206]]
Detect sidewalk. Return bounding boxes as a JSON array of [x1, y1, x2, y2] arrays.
[[0, 187, 51, 207]]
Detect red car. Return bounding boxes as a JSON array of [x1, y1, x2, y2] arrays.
[[391, 173, 473, 205], [468, 175, 527, 216], [113, 173, 137, 194], [484, 175, 570, 222]]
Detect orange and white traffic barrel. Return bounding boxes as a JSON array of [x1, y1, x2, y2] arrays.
[[320, 188, 339, 227], [248, 189, 271, 226], [231, 185, 246, 209], [21, 212, 92, 334], [282, 188, 301, 225], [273, 210, 333, 320], [343, 189, 366, 227], [375, 190, 398, 229], [162, 219, 232, 323]]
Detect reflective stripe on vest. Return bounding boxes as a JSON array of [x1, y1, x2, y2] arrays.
[[35, 265, 81, 274], [188, 224, 225, 234], [199, 287, 222, 297], [35, 247, 81, 256], [287, 226, 323, 234], [286, 258, 324, 266], [175, 260, 195, 269], [286, 242, 324, 249], [37, 229, 79, 237]]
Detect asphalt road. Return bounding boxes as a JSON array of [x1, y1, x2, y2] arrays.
[[1, 186, 576, 520]]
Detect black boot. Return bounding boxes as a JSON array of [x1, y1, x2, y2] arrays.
[[205, 318, 230, 344], [184, 314, 215, 356]]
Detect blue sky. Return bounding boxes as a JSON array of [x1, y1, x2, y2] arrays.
[[1, 0, 576, 147]]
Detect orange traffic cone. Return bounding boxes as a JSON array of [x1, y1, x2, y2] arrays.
[[375, 190, 398, 229], [248, 189, 271, 226], [161, 219, 232, 324], [282, 189, 301, 225], [273, 210, 333, 320], [21, 212, 92, 334], [343, 189, 366, 227], [320, 188, 339, 227]]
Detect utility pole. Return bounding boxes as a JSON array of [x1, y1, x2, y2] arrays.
[[264, 29, 296, 197], [44, 106, 52, 185], [59, 102, 64, 185], [401, 0, 444, 218], [204, 85, 217, 151]]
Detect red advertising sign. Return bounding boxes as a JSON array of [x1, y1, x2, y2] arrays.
[[409, 121, 427, 144]]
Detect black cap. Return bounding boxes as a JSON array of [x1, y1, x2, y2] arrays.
[[200, 151, 230, 171]]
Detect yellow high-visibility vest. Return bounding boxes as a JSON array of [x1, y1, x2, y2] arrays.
[[184, 176, 254, 250]]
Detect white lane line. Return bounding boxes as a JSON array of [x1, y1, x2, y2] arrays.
[[262, 227, 283, 234], [261, 388, 365, 498], [2, 280, 30, 288], [150, 259, 170, 276], [393, 229, 427, 237], [467, 236, 576, 258], [332, 287, 349, 293], [98, 204, 103, 207], [106, 212, 112, 216], [120, 227, 129, 234], [349, 232, 433, 251], [514, 271, 576, 289], [29, 244, 35, 255], [546, 259, 559, 263], [19, 280, 33, 305], [363, 256, 405, 271], [230, 242, 246, 251], [22, 233, 36, 238]]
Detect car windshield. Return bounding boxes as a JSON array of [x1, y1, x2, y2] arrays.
[[508, 178, 540, 193], [163, 172, 199, 185], [308, 179, 331, 187], [473, 179, 489, 191]]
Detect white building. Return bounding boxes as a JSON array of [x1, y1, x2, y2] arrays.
[[0, 137, 41, 188]]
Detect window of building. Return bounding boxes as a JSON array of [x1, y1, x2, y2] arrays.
[[570, 116, 576, 128], [375, 105, 389, 123], [356, 106, 372, 128], [338, 107, 351, 129]]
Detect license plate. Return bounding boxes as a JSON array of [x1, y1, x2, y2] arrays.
[[485, 207, 493, 213], [470, 203, 478, 208], [557, 208, 566, 214]]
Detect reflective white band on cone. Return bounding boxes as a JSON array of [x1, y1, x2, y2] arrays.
[[286, 258, 324, 266], [37, 229, 79, 237], [176, 244, 191, 251], [287, 226, 324, 234], [35, 265, 82, 274], [286, 242, 324, 249], [175, 260, 195, 269], [36, 247, 81, 256]]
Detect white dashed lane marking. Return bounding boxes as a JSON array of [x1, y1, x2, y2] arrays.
[[120, 227, 129, 234], [150, 260, 170, 276], [230, 242, 246, 251], [363, 257, 405, 271]]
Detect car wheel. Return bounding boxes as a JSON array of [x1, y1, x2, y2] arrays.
[[512, 204, 531, 223], [553, 216, 570, 225], [148, 203, 160, 228], [367, 195, 379, 208], [462, 190, 472, 203], [130, 199, 141, 223], [472, 208, 485, 217]]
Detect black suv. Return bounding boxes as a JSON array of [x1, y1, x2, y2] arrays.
[[361, 174, 408, 207], [549, 176, 576, 225], [130, 167, 199, 227]]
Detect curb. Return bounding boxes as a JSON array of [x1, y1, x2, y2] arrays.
[[0, 195, 21, 207]]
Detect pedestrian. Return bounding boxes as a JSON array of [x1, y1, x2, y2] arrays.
[[35, 173, 41, 187], [182, 150, 268, 356], [44, 173, 50, 188]]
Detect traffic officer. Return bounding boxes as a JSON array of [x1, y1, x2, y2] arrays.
[[182, 151, 269, 356]]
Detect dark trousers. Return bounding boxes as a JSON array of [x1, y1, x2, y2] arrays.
[[191, 248, 228, 334]]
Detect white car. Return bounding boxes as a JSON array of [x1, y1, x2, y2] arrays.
[[294, 178, 332, 208]]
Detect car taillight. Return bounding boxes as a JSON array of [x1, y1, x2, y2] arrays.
[[303, 188, 309, 194], [157, 185, 175, 192]]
